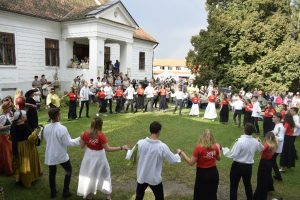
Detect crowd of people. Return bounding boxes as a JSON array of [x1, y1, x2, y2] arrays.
[[0, 75, 299, 200]]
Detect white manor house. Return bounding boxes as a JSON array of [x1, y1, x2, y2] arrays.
[[0, 0, 158, 96]]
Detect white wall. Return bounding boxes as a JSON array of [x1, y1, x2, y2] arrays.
[[131, 39, 155, 81], [0, 11, 61, 97]]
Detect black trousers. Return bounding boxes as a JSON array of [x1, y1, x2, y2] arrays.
[[272, 153, 282, 180], [251, 117, 260, 134], [194, 167, 219, 200], [135, 182, 164, 200], [230, 161, 253, 200], [68, 100, 77, 119], [49, 160, 72, 195], [79, 100, 89, 117], [233, 110, 243, 126], [115, 97, 123, 113], [263, 117, 275, 136]]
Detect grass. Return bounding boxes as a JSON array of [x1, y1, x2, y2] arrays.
[[1, 104, 300, 200]]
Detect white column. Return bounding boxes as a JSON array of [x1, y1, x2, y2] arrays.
[[89, 36, 105, 80], [119, 42, 133, 75]]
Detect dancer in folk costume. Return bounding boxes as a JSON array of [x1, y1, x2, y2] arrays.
[[135, 84, 144, 113], [159, 85, 168, 111], [219, 94, 230, 124], [263, 102, 276, 136], [204, 91, 217, 121], [243, 99, 253, 126], [189, 93, 200, 117], [253, 132, 278, 200], [77, 117, 129, 200]]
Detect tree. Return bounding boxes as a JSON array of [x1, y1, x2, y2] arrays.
[[187, 0, 300, 92]]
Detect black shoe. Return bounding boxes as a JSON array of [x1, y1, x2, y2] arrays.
[[62, 192, 72, 198]]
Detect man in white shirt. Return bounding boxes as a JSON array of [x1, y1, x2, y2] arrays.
[[79, 82, 93, 118], [104, 83, 113, 114], [272, 112, 285, 181], [173, 87, 184, 115], [135, 121, 181, 200], [144, 83, 154, 112], [44, 108, 80, 198], [124, 83, 135, 112], [251, 96, 262, 134], [225, 123, 264, 200], [232, 95, 244, 127]]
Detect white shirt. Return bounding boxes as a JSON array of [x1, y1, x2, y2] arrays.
[[44, 122, 80, 165], [293, 115, 300, 136], [174, 91, 184, 100], [226, 135, 264, 164], [144, 86, 154, 98], [104, 86, 113, 99], [273, 123, 285, 153], [232, 99, 244, 110], [124, 87, 135, 100], [251, 101, 261, 118], [136, 137, 181, 185], [80, 86, 92, 101]]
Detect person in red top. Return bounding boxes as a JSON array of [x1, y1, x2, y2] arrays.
[[253, 132, 278, 200], [96, 87, 106, 113], [280, 113, 296, 171], [135, 84, 144, 112], [159, 85, 168, 111], [77, 117, 129, 200], [178, 129, 221, 200], [243, 99, 253, 126], [280, 104, 288, 122], [189, 93, 201, 117], [62, 88, 78, 120], [153, 87, 159, 109], [115, 86, 123, 113], [263, 102, 276, 135], [204, 91, 217, 120], [219, 94, 230, 124]]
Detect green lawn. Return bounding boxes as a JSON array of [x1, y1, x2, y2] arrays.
[[1, 104, 299, 200]]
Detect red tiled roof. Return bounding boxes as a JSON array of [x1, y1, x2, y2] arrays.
[[134, 28, 158, 44], [0, 0, 109, 21]]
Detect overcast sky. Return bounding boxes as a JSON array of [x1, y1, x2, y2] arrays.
[[122, 0, 208, 59]]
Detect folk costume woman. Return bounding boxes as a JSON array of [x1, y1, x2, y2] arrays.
[[204, 91, 217, 121], [0, 101, 14, 176], [12, 107, 42, 188], [219, 94, 230, 124], [253, 132, 278, 200], [97, 87, 107, 113], [77, 117, 128, 200], [243, 99, 253, 126], [263, 102, 276, 136], [25, 89, 39, 131], [189, 93, 200, 117], [280, 113, 296, 171], [135, 84, 144, 112], [63, 88, 78, 120], [159, 85, 168, 111], [179, 129, 221, 200]]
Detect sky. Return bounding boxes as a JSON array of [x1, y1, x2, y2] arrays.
[[122, 0, 208, 60]]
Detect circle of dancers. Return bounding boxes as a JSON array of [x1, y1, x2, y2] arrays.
[[0, 75, 300, 200]]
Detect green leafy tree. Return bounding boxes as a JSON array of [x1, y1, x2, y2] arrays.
[[187, 0, 300, 92]]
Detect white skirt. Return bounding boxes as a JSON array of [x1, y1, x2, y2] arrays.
[[77, 148, 112, 198], [189, 103, 199, 116], [204, 102, 217, 119]]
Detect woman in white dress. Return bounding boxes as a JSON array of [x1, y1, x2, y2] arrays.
[[189, 93, 200, 117], [77, 117, 129, 200], [204, 91, 217, 121]]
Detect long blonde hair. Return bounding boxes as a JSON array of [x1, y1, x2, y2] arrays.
[[14, 89, 23, 106], [264, 132, 278, 153], [89, 117, 103, 139], [198, 129, 216, 148]]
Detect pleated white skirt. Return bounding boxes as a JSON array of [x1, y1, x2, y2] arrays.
[[77, 148, 112, 198], [204, 102, 217, 119]]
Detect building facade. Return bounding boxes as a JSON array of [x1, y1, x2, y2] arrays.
[[0, 0, 157, 97]]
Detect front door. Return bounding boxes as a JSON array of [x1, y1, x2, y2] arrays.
[[104, 47, 110, 73]]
